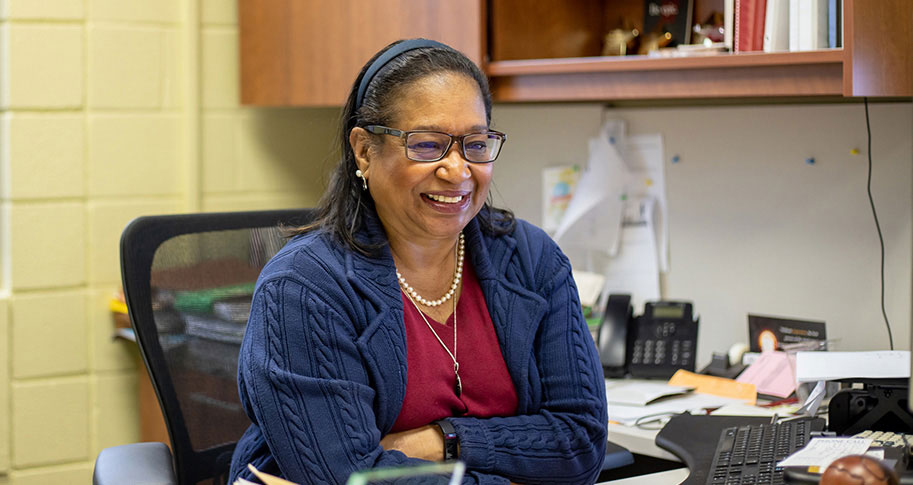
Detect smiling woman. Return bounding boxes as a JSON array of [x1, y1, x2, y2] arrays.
[[229, 39, 608, 485]]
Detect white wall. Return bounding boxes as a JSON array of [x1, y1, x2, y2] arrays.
[[492, 102, 913, 367]]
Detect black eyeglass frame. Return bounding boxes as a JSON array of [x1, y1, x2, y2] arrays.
[[364, 125, 507, 163]]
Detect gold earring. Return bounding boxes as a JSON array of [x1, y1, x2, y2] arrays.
[[355, 169, 367, 191]]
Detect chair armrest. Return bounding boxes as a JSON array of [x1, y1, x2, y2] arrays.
[[603, 440, 635, 471], [93, 442, 177, 485]]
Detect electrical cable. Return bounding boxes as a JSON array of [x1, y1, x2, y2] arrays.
[[864, 97, 893, 350]]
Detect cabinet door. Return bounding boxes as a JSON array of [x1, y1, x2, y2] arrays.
[[241, 0, 485, 106]]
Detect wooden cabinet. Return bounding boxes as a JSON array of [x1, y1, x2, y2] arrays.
[[239, 0, 912, 106], [240, 0, 484, 106], [487, 0, 911, 101]]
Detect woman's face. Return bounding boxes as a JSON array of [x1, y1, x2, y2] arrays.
[[353, 72, 493, 245]]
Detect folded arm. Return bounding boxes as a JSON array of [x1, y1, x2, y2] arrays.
[[448, 249, 608, 485], [237, 276, 508, 484]]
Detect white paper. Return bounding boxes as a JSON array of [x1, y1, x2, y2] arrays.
[[572, 270, 605, 308], [622, 134, 669, 273], [552, 121, 668, 311], [797, 380, 828, 417], [605, 382, 694, 407], [607, 393, 746, 426], [601, 198, 662, 313], [710, 403, 780, 417], [795, 351, 911, 383], [553, 134, 629, 253], [777, 438, 873, 469]]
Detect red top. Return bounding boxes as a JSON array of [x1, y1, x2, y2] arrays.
[[391, 261, 518, 432]]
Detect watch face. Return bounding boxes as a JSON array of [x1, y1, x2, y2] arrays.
[[345, 462, 466, 485]]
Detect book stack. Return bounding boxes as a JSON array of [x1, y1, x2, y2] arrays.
[[731, 0, 840, 53]]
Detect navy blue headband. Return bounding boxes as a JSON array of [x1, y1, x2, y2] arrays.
[[355, 38, 450, 110]]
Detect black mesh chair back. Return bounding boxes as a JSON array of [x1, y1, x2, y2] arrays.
[[120, 209, 314, 485]]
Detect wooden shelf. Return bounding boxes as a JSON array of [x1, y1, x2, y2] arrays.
[[487, 50, 848, 102], [485, 0, 911, 103], [488, 50, 845, 75]]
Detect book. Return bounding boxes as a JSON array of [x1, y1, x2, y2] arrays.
[[803, 0, 828, 50], [724, 0, 735, 50], [763, 0, 790, 52], [789, 0, 800, 50], [791, 0, 828, 51], [643, 0, 694, 46], [827, 0, 841, 48], [735, 0, 768, 52]]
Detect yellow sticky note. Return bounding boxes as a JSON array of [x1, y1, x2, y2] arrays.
[[668, 369, 757, 405]]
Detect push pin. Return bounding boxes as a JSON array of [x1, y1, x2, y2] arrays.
[[805, 157, 815, 165], [850, 148, 860, 155], [672, 155, 680, 164]]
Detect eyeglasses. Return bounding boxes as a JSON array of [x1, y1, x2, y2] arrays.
[[364, 125, 506, 163]]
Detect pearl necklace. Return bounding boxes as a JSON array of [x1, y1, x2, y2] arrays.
[[397, 232, 465, 397], [396, 233, 464, 307]]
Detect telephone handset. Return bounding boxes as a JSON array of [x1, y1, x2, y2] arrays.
[[597, 295, 699, 379]]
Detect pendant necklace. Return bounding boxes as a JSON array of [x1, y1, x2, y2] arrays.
[[398, 233, 464, 397]]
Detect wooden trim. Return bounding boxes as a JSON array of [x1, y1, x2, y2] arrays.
[[487, 50, 845, 76], [491, 58, 844, 102]]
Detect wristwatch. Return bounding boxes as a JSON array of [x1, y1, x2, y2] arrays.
[[434, 419, 459, 461]]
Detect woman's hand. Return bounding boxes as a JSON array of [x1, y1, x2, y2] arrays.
[[379, 425, 444, 461]]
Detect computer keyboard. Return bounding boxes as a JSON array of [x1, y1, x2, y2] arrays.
[[706, 417, 825, 485]]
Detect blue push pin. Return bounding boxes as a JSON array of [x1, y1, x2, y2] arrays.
[[609, 136, 616, 145], [672, 155, 680, 164], [805, 157, 815, 165]]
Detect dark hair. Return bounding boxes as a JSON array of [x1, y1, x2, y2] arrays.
[[295, 39, 515, 255]]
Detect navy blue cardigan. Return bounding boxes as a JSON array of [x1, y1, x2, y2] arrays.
[[229, 213, 607, 484]]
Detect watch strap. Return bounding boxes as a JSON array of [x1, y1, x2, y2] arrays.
[[434, 419, 459, 461]]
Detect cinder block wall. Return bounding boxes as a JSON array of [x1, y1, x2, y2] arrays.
[[0, 1, 337, 482]]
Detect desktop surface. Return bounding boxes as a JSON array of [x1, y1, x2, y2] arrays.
[[601, 377, 913, 484]]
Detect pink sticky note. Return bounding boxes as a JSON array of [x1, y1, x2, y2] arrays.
[[735, 351, 797, 398]]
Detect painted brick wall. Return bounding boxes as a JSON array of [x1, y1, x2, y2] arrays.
[[0, 0, 337, 482]]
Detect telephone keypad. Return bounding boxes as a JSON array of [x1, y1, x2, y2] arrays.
[[627, 316, 697, 377]]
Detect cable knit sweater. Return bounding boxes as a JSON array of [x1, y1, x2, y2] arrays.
[[228, 212, 608, 484]]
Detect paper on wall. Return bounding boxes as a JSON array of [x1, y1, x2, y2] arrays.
[[552, 133, 629, 254], [541, 165, 581, 232], [623, 134, 670, 273], [550, 120, 669, 311], [601, 197, 662, 313]]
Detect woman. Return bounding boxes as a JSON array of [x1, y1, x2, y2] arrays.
[[229, 39, 607, 484]]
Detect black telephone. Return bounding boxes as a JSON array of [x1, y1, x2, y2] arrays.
[[597, 294, 699, 379]]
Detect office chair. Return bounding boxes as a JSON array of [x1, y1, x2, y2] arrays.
[[93, 209, 314, 485]]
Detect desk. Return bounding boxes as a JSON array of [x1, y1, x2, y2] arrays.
[[600, 423, 687, 484], [600, 379, 687, 483], [601, 468, 690, 484], [608, 423, 678, 462]]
